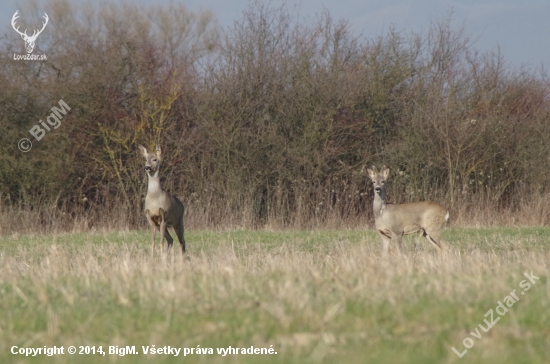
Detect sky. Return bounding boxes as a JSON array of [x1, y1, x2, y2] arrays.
[[2, 0, 550, 72]]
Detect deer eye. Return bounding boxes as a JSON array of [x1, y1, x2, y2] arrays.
[[381, 180, 385, 184], [152, 158, 157, 162]]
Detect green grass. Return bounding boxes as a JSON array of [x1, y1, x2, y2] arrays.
[[0, 228, 549, 363]]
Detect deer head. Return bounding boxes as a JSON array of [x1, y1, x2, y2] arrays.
[[12, 11, 49, 54], [139, 145, 163, 178]]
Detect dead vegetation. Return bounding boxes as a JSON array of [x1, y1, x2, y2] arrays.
[[0, 229, 548, 362], [1, 1, 549, 234]]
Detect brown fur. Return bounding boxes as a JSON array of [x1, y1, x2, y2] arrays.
[[367, 166, 449, 254], [139, 145, 186, 256]]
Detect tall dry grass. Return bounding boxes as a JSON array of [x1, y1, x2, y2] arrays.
[[0, 229, 548, 363], [1, 182, 548, 236]]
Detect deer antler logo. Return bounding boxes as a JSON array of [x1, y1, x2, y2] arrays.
[[11, 11, 49, 54]]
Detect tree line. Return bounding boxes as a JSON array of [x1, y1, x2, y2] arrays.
[[1, 0, 549, 233]]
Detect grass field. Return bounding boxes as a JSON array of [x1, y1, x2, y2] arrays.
[[0, 227, 548, 363]]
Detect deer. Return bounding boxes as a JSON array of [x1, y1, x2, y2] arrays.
[[11, 11, 49, 54], [367, 166, 449, 255], [139, 145, 186, 257]]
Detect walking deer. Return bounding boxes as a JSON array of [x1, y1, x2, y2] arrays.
[[139, 145, 186, 256], [367, 166, 449, 254]]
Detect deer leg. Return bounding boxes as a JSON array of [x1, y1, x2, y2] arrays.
[[164, 230, 174, 255], [158, 208, 167, 253], [151, 226, 158, 255], [424, 230, 444, 252], [145, 210, 157, 256], [394, 233, 404, 252], [159, 223, 167, 254], [413, 231, 423, 251], [174, 219, 186, 254], [379, 231, 391, 256]]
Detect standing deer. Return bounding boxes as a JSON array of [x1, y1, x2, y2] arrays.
[[139, 145, 186, 256], [367, 166, 449, 254]]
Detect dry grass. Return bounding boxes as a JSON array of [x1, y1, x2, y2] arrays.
[[2, 193, 550, 235], [0, 228, 549, 363]]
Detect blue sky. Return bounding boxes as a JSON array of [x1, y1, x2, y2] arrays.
[[2, 0, 550, 71]]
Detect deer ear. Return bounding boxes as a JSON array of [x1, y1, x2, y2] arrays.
[[155, 145, 162, 158], [381, 166, 390, 179], [138, 145, 148, 158], [367, 167, 375, 180]]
